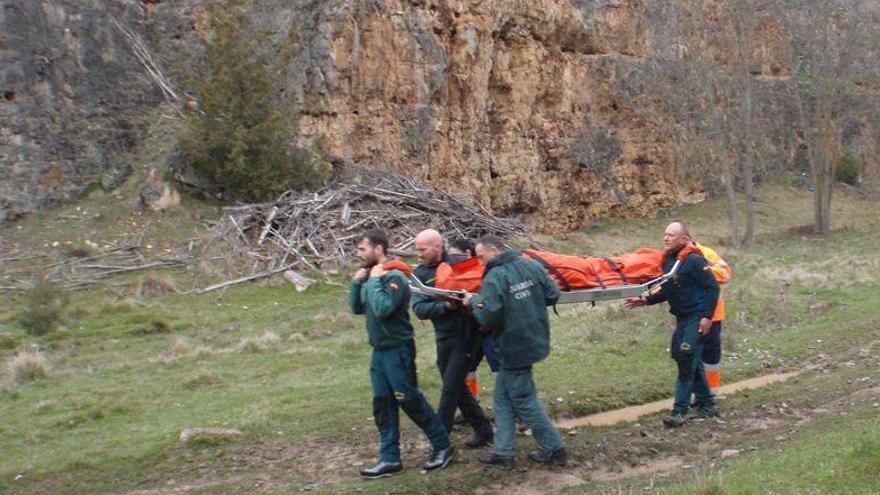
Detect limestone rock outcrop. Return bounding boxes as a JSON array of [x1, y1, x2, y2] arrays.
[[2, 1, 878, 231]]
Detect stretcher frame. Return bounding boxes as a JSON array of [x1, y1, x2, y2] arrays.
[[408, 259, 681, 305]]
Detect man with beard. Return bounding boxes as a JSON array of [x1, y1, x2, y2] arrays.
[[350, 229, 453, 478]]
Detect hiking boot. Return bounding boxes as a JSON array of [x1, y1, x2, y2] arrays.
[[359, 461, 403, 479], [697, 405, 720, 419], [662, 413, 687, 428], [465, 430, 493, 449], [528, 448, 568, 466], [477, 452, 514, 470], [423, 445, 455, 471]]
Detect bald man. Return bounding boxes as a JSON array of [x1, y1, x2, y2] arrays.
[[626, 221, 720, 427], [412, 230, 493, 448]]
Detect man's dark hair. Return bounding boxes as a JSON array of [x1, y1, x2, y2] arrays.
[[449, 238, 476, 257], [476, 234, 505, 251], [362, 228, 389, 254]]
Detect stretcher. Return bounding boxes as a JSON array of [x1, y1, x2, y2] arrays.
[[409, 259, 681, 305]]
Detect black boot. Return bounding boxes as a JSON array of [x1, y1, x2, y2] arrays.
[[359, 460, 403, 479], [663, 413, 687, 428], [528, 448, 568, 466], [697, 405, 720, 418], [424, 445, 455, 471], [465, 429, 493, 449], [477, 452, 514, 470]]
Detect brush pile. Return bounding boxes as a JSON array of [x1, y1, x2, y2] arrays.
[[0, 244, 191, 291], [207, 168, 532, 274]]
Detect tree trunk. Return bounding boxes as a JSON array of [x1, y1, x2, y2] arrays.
[[722, 157, 741, 248], [709, 79, 741, 247], [733, 0, 756, 247], [814, 145, 828, 235], [792, 83, 826, 236], [742, 74, 756, 246], [815, 87, 836, 237]]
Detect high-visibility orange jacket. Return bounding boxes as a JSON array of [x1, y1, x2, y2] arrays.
[[692, 242, 731, 322]]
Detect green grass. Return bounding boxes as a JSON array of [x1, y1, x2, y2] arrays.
[[660, 407, 880, 495], [0, 179, 878, 493]]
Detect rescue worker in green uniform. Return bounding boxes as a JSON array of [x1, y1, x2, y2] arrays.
[[626, 221, 720, 427], [350, 229, 453, 478], [463, 235, 567, 469]]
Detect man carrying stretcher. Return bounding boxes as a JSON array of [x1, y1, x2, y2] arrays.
[[463, 235, 568, 469], [412, 230, 493, 448], [625, 221, 721, 427]]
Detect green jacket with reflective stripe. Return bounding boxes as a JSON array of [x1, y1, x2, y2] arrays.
[[350, 270, 414, 350]]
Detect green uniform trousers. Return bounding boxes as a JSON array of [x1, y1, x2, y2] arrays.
[[370, 341, 450, 463], [492, 366, 564, 458]]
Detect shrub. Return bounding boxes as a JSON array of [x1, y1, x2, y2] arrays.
[[179, 0, 327, 202], [7, 346, 48, 385], [132, 319, 171, 337], [62, 243, 97, 259], [19, 276, 68, 336], [137, 273, 179, 297], [169, 337, 193, 358], [836, 149, 861, 185], [183, 371, 222, 390], [237, 332, 281, 353]]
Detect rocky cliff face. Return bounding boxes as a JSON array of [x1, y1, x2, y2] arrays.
[[287, 1, 673, 232], [0, 1, 164, 223], [2, 0, 878, 231]]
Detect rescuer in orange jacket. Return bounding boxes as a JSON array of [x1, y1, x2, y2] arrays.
[[691, 242, 732, 400]]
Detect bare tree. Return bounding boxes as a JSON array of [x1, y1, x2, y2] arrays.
[[781, 0, 880, 235], [667, 1, 756, 248], [655, 0, 878, 242], [731, 0, 758, 246]]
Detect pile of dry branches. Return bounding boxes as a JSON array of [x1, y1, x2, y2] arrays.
[[0, 245, 191, 292], [204, 168, 531, 279]]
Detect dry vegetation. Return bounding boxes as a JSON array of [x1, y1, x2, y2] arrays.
[[202, 167, 532, 281], [6, 346, 47, 386]]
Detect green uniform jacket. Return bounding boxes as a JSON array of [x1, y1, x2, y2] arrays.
[[350, 269, 414, 350], [470, 250, 560, 369]]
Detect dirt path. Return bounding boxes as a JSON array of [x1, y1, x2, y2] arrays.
[[557, 371, 802, 429], [480, 342, 880, 494], [115, 342, 879, 495]]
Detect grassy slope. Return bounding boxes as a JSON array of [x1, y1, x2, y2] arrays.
[[660, 408, 880, 495], [0, 177, 878, 494]]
